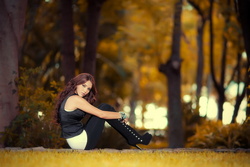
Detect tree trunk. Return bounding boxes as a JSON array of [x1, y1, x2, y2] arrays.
[[60, 0, 75, 83], [209, 0, 226, 120], [0, 0, 27, 141], [196, 19, 205, 100], [188, 0, 206, 102], [218, 0, 232, 120], [217, 34, 228, 120], [231, 90, 246, 123], [82, 0, 106, 76], [235, 0, 250, 117], [247, 67, 250, 118], [209, 0, 217, 90], [231, 53, 247, 123], [159, 0, 184, 148]]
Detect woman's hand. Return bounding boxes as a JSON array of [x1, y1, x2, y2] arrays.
[[119, 112, 129, 123], [122, 118, 129, 124]]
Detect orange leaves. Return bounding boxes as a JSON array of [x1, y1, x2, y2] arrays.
[[187, 119, 250, 148]]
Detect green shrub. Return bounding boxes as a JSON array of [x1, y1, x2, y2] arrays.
[[187, 117, 250, 148], [1, 67, 66, 148]]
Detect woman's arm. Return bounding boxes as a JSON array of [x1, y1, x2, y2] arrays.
[[65, 95, 121, 119]]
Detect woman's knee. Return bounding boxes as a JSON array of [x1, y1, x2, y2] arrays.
[[98, 103, 116, 112]]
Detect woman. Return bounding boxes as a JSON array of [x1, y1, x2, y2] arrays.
[[55, 73, 152, 150]]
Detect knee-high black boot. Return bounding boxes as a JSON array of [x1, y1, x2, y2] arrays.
[[107, 119, 152, 149], [98, 103, 152, 149]]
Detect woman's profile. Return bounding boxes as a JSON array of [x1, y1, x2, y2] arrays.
[[55, 73, 152, 150]]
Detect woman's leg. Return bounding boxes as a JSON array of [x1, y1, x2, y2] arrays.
[[84, 103, 152, 150], [84, 116, 105, 150], [66, 130, 87, 149], [84, 104, 112, 150], [97, 104, 152, 149]]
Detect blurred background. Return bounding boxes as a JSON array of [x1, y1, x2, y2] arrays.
[[0, 0, 249, 149]]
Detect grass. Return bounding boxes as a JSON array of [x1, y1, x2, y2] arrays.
[[0, 149, 249, 167]]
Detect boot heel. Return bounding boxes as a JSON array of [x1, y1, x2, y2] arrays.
[[134, 145, 142, 150], [107, 118, 152, 149]]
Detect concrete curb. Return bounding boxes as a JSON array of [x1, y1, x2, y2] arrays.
[[1, 147, 250, 153]]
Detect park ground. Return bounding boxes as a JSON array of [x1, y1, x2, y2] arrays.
[[0, 147, 249, 167]]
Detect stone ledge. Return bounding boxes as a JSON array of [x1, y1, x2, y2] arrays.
[[1, 147, 250, 153]]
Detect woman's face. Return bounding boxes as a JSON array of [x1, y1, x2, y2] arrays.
[[75, 80, 93, 97]]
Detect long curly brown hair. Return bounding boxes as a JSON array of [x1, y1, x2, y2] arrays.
[[54, 73, 97, 123]]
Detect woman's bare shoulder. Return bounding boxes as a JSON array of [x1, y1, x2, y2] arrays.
[[67, 95, 87, 104], [64, 95, 85, 111], [67, 94, 82, 100]]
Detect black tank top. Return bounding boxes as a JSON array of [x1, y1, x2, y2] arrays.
[[59, 95, 86, 139]]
